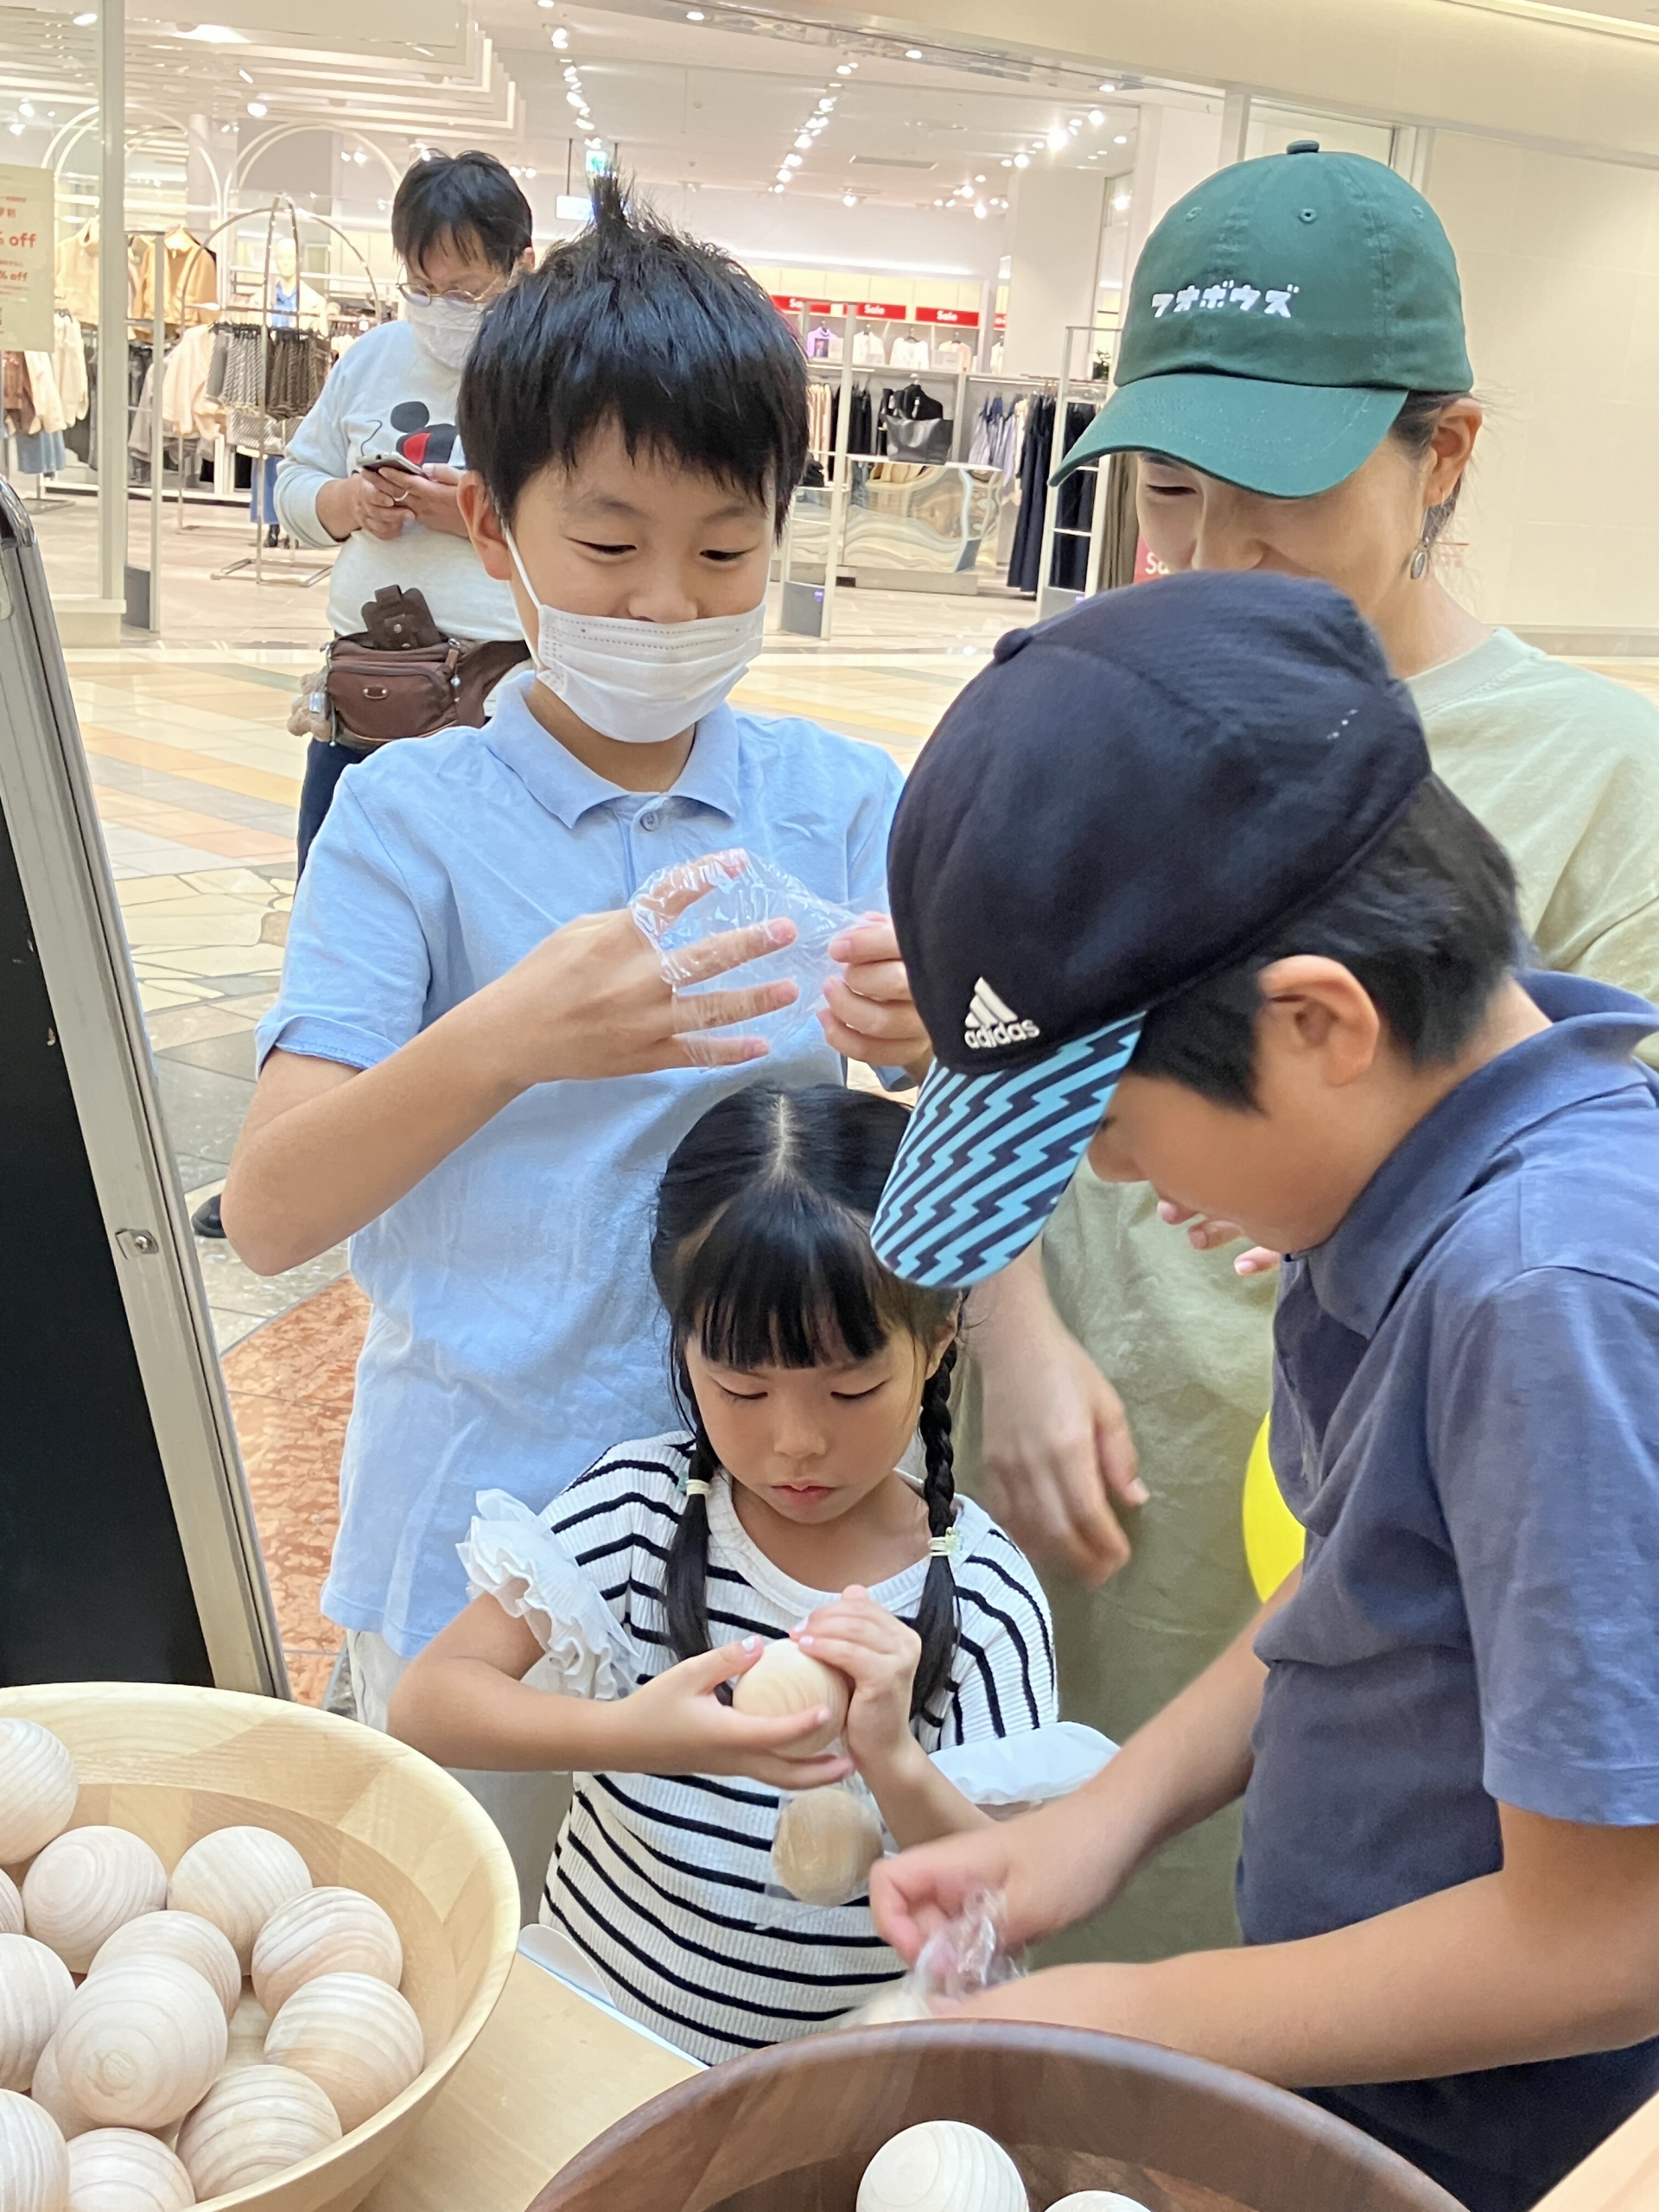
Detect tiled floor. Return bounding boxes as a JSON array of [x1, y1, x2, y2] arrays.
[[45, 499, 1011, 1698]]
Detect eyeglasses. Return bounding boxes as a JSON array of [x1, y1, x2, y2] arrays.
[[397, 280, 507, 308]]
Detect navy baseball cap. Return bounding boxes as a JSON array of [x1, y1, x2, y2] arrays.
[[870, 570, 1432, 1290]]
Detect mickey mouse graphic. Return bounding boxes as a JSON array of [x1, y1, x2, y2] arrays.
[[386, 399, 459, 467]]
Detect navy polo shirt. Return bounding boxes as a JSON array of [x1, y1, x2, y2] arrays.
[[1241, 971, 1659, 2208]]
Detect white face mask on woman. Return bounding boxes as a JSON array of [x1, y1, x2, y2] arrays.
[[502, 525, 768, 746], [404, 292, 485, 372]]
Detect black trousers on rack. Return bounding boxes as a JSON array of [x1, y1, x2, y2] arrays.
[[1007, 397, 1099, 594]]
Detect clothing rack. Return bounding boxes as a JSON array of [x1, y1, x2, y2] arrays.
[[1033, 325, 1116, 620]]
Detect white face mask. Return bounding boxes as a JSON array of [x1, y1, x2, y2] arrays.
[[502, 526, 767, 746], [404, 293, 483, 372]]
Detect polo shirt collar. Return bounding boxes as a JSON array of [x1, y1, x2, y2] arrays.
[[482, 676, 743, 830], [1306, 970, 1659, 1339]]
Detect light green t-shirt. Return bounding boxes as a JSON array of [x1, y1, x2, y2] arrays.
[[955, 632, 1659, 1966]]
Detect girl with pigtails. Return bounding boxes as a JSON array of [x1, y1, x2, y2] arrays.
[[390, 1084, 1058, 2063]]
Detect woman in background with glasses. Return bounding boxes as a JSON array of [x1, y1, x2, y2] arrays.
[[274, 150, 534, 872]]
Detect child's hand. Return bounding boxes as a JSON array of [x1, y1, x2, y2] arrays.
[[1155, 1199, 1281, 1276], [794, 1588, 923, 1780], [823, 917, 932, 1080], [613, 1639, 855, 1789]]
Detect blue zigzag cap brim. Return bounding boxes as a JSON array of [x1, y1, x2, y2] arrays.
[[872, 1012, 1144, 1288]]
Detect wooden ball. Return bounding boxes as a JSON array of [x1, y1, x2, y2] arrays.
[[54, 1959, 227, 2132], [771, 1790, 883, 1907], [221, 1992, 270, 2074], [88, 1916, 239, 2026], [0, 1870, 22, 1939], [251, 1891, 402, 2018], [0, 2086, 68, 2212], [31, 2038, 95, 2144], [23, 1833, 167, 1976], [263, 1973, 424, 2135], [731, 1640, 850, 1756], [64, 2129, 194, 2212], [165, 1830, 311, 1975], [0, 1934, 75, 2093], [1046, 2197, 1154, 2210], [174, 2066, 340, 2199], [856, 2121, 1028, 2212], [0, 1724, 79, 1869]]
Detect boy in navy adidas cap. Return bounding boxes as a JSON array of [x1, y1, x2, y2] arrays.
[[869, 570, 1659, 2212]]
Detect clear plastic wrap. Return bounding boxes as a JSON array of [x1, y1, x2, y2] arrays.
[[631, 849, 861, 1066], [841, 1889, 1023, 2026], [458, 1489, 644, 1700]]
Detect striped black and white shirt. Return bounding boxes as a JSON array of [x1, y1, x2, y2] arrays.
[[493, 1433, 1055, 2065]]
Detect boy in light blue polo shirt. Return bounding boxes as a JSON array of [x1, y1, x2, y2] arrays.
[[223, 183, 930, 1789]]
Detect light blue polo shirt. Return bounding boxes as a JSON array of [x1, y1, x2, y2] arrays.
[[256, 676, 903, 1657], [1245, 971, 1659, 2205]]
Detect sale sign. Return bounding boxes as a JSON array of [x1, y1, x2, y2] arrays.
[[0, 164, 53, 350]]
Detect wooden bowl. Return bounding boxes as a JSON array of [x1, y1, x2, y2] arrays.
[[0, 1683, 518, 2212], [530, 2022, 1464, 2212]]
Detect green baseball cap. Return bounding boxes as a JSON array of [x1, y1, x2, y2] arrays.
[[1055, 143, 1472, 497]]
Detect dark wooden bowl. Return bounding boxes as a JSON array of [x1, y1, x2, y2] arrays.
[[528, 2022, 1463, 2212]]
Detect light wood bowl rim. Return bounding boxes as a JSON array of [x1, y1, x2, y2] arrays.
[[0, 1681, 520, 2211]]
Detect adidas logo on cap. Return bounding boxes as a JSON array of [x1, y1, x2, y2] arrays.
[[963, 976, 1041, 1052]]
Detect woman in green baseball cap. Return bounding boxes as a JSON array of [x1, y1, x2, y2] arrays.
[[953, 142, 1659, 1967]]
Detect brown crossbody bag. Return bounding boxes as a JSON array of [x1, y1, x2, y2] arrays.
[[324, 587, 529, 751]]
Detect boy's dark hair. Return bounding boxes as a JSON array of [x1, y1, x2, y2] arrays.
[[1129, 776, 1520, 1110], [459, 174, 807, 531], [391, 151, 532, 276], [650, 1085, 961, 1722]]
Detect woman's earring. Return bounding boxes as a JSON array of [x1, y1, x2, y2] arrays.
[[1409, 537, 1431, 582]]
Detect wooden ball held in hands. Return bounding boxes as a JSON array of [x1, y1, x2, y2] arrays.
[[0, 2085, 69, 2212], [64, 2127, 195, 2212], [175, 2065, 341, 2199], [90, 1913, 240, 2024], [263, 1971, 425, 2134], [54, 1958, 227, 2131], [251, 1889, 402, 2017], [732, 1639, 849, 1758], [167, 1828, 312, 1974], [0, 1934, 75, 2093], [23, 1833, 166, 1977], [857, 2121, 1027, 2212], [0, 1720, 79, 1867]]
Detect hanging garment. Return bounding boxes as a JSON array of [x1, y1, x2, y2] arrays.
[[968, 392, 1022, 481], [264, 327, 332, 419], [853, 327, 887, 368], [890, 332, 931, 370], [64, 328, 97, 464], [162, 229, 218, 323], [804, 324, 832, 360], [1007, 396, 1099, 593], [160, 321, 222, 439], [2, 352, 29, 432], [804, 379, 831, 460], [934, 337, 974, 372], [1007, 391, 1053, 594], [52, 311, 89, 426]]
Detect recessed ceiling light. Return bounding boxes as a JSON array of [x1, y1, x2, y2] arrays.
[[817, 97, 834, 110], [974, 202, 988, 219], [1113, 191, 1131, 210], [1013, 152, 1029, 168], [7, 122, 22, 136], [550, 23, 569, 41], [842, 190, 856, 205], [904, 47, 921, 57], [237, 66, 252, 80], [686, 7, 705, 16], [974, 173, 985, 181], [1046, 126, 1068, 150], [1113, 133, 1128, 143], [72, 10, 96, 22], [181, 22, 246, 40], [794, 133, 810, 149], [784, 152, 801, 166], [1098, 79, 1116, 91], [1088, 107, 1105, 124], [18, 99, 32, 116], [245, 99, 266, 114], [836, 61, 855, 74], [999, 157, 1011, 168], [566, 90, 583, 105]]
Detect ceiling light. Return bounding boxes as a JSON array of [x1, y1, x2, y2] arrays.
[[1089, 107, 1105, 124], [817, 97, 834, 110], [524, 166, 536, 177], [354, 148, 367, 162], [245, 99, 266, 115], [794, 133, 810, 149], [974, 202, 988, 219], [1069, 115, 1084, 126], [18, 99, 32, 116], [931, 197, 943, 207], [974, 172, 985, 181], [836, 62, 854, 74], [686, 6, 705, 15], [1113, 191, 1131, 210], [550, 23, 569, 41], [770, 183, 784, 193], [566, 90, 583, 105], [776, 168, 791, 181], [72, 10, 96, 22], [842, 190, 856, 205], [784, 152, 801, 166], [237, 66, 252, 79], [904, 47, 921, 57], [1113, 133, 1128, 144], [1013, 152, 1029, 168], [6, 122, 22, 136], [180, 22, 245, 39], [1098, 79, 1116, 91], [1046, 125, 1068, 151]]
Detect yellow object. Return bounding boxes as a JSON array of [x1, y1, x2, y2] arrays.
[[1243, 1417, 1306, 1601], [0, 1681, 518, 2212]]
